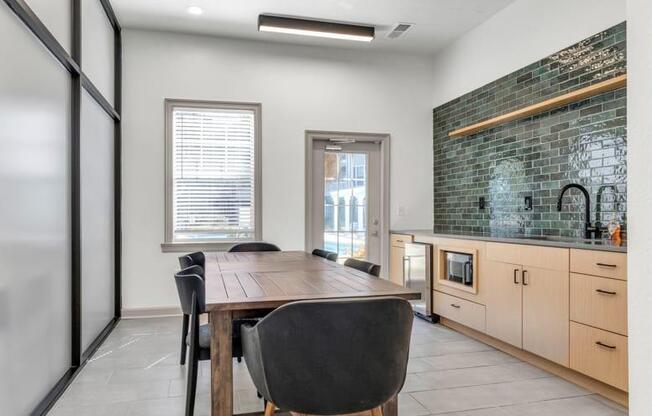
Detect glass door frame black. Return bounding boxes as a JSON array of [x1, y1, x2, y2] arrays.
[[2, 0, 122, 414]]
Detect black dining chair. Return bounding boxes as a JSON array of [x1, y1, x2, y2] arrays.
[[311, 248, 338, 261], [178, 251, 205, 270], [174, 265, 261, 416], [242, 297, 413, 416], [228, 242, 281, 252], [344, 258, 381, 277], [176, 252, 206, 365]]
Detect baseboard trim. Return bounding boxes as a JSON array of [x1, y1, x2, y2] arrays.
[[121, 306, 181, 319], [440, 318, 629, 408]]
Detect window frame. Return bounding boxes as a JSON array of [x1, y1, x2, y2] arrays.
[[162, 99, 262, 252]]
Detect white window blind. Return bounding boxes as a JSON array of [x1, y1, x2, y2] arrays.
[[171, 105, 257, 242]]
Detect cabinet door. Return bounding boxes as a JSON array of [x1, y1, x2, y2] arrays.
[[390, 245, 405, 286], [485, 261, 522, 347], [522, 267, 569, 366]]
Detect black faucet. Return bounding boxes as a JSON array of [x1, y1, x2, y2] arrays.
[[556, 183, 598, 239]]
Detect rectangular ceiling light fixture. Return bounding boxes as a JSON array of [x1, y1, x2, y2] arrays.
[[258, 14, 375, 42]]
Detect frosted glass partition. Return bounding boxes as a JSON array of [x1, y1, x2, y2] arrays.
[[80, 89, 115, 350], [23, 0, 72, 52], [82, 0, 114, 104], [0, 3, 71, 415]]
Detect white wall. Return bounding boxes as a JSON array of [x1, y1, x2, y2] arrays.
[[626, 0, 652, 414], [121, 29, 434, 311], [431, 0, 626, 107]]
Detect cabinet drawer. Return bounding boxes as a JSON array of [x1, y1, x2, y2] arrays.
[[570, 249, 627, 280], [570, 322, 628, 391], [486, 242, 568, 272], [570, 273, 627, 335], [434, 291, 485, 333], [391, 234, 413, 248]]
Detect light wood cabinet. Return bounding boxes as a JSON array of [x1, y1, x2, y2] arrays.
[[570, 321, 628, 391], [522, 267, 569, 366], [485, 261, 523, 348], [570, 273, 627, 335], [389, 233, 412, 286], [570, 249, 627, 280], [433, 291, 485, 333], [484, 245, 569, 366], [390, 245, 405, 286]]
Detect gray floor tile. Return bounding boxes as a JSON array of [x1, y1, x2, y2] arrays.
[[411, 377, 590, 414], [46, 316, 626, 416]]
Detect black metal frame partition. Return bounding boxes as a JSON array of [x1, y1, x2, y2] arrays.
[[2, 0, 122, 414]]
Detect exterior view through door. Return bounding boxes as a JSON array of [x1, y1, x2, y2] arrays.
[[309, 135, 384, 268]]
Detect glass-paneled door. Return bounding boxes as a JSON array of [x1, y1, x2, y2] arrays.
[[311, 139, 382, 265]]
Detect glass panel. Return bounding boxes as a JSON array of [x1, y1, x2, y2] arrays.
[[352, 233, 367, 259], [82, 0, 115, 104], [322, 151, 368, 261], [0, 4, 71, 414], [80, 90, 114, 351], [24, 0, 72, 52]]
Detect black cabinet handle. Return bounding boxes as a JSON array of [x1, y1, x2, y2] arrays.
[[596, 262, 617, 268], [513, 269, 519, 285], [522, 270, 529, 286], [450, 304, 460, 309], [596, 289, 617, 295], [595, 341, 616, 350]]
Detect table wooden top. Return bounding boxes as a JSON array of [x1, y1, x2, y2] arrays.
[[204, 251, 421, 311]]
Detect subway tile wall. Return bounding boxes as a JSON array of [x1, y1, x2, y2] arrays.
[[433, 22, 626, 238]]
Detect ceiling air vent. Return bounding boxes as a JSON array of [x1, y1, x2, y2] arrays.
[[386, 22, 414, 39]]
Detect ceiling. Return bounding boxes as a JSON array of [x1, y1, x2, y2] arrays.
[[111, 0, 516, 54]]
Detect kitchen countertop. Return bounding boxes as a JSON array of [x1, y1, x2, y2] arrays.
[[391, 229, 627, 253]]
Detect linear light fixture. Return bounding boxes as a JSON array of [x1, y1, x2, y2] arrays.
[[258, 14, 375, 42]]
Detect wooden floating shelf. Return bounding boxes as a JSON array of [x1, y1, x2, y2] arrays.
[[449, 74, 627, 138]]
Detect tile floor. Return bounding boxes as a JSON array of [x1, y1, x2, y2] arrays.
[[49, 317, 627, 416]]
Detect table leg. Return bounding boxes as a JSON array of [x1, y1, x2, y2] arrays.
[[381, 395, 398, 416], [210, 310, 233, 416]]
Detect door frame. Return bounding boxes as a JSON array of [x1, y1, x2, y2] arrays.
[[305, 130, 390, 277]]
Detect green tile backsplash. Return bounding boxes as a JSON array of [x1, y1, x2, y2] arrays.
[[433, 22, 627, 238]]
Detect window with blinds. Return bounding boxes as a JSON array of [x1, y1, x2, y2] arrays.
[[167, 101, 260, 244]]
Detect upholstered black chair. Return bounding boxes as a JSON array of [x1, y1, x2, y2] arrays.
[[242, 297, 413, 416], [311, 248, 338, 261], [344, 258, 381, 277], [177, 252, 206, 365], [178, 251, 205, 270], [228, 242, 281, 252]]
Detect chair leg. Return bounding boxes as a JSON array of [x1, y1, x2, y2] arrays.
[[371, 406, 383, 416], [264, 402, 275, 416], [184, 355, 198, 416], [180, 314, 189, 365]]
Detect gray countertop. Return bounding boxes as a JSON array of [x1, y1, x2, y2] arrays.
[[391, 229, 627, 253]]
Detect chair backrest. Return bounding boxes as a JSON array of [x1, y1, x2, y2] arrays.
[[228, 242, 281, 252], [311, 248, 338, 261], [174, 265, 206, 315], [344, 258, 381, 277], [178, 251, 205, 270], [242, 297, 413, 415]]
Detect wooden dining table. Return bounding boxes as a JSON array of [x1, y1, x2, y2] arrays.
[[204, 250, 421, 416]]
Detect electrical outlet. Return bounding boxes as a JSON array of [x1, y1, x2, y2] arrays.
[[479, 197, 485, 210], [524, 196, 533, 211]]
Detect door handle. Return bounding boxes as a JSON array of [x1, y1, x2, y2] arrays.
[[450, 304, 460, 309], [513, 268, 520, 285], [596, 263, 617, 268], [522, 270, 529, 286], [596, 289, 617, 295]]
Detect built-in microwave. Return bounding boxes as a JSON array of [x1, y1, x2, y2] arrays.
[[445, 252, 473, 287]]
